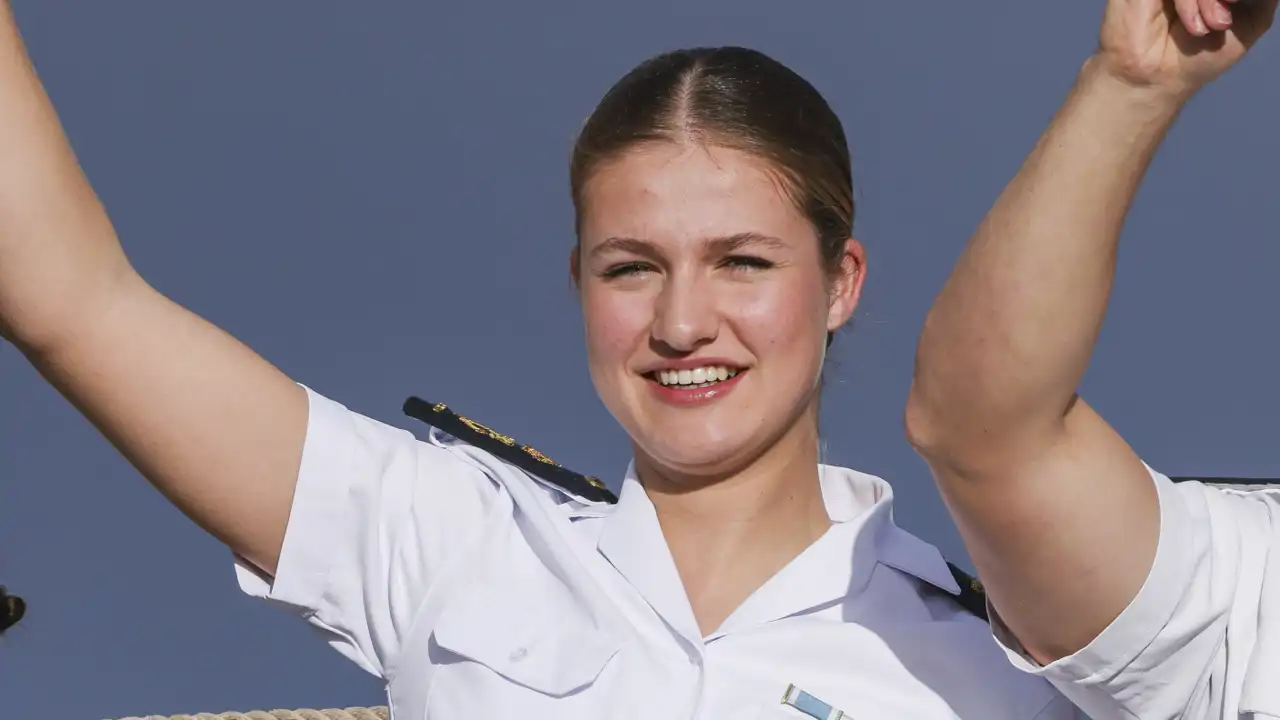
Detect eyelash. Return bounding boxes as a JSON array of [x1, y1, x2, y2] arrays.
[[600, 256, 774, 279], [724, 255, 774, 271], [600, 262, 652, 279]]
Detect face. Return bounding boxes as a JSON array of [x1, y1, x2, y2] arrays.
[[574, 142, 864, 479]]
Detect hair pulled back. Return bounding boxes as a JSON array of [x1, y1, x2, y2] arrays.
[[570, 46, 854, 276]]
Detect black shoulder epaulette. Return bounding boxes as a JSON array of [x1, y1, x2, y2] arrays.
[[402, 397, 618, 504], [1171, 476, 1280, 487], [946, 563, 989, 621]]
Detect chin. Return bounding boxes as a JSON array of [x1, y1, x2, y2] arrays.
[[633, 425, 769, 479], [600, 371, 820, 480]]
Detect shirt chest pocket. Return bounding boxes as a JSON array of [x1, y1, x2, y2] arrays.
[[422, 545, 627, 716], [432, 594, 621, 696]]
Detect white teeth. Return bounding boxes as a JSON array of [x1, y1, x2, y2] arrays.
[[654, 365, 740, 387]]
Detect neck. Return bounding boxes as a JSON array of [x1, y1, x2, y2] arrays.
[[641, 416, 828, 533], [634, 409, 832, 633]]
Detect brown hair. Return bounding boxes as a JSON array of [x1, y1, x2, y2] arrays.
[[569, 46, 854, 277]]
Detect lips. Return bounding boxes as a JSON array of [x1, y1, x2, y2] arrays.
[[645, 366, 746, 406]]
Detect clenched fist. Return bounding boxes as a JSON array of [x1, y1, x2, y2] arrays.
[[1097, 0, 1277, 97]]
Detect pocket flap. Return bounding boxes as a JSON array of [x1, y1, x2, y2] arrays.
[[432, 552, 623, 696]]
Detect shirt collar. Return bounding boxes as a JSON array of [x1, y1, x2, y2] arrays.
[[595, 463, 702, 646], [584, 462, 963, 641], [817, 465, 960, 594]]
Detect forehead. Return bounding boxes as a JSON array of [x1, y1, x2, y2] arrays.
[[578, 142, 815, 250]]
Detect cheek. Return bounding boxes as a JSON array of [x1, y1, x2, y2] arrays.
[[582, 286, 653, 367], [729, 277, 830, 350]]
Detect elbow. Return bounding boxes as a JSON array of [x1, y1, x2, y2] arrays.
[[903, 384, 941, 457], [905, 329, 977, 463], [906, 380, 1074, 485], [7, 261, 144, 360], [903, 376, 971, 457], [903, 381, 969, 471], [904, 380, 1021, 482]]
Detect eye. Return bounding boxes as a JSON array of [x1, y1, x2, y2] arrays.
[[721, 255, 775, 271], [599, 261, 655, 280]]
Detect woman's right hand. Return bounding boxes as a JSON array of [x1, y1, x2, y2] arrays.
[[1096, 0, 1277, 100]]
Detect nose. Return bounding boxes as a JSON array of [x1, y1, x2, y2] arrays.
[[651, 270, 718, 353]]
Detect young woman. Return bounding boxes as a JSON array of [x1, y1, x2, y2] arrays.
[[907, 0, 1278, 717], [0, 3, 1079, 718]]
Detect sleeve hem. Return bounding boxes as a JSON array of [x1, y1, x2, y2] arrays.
[[992, 465, 1197, 684], [234, 384, 355, 616]]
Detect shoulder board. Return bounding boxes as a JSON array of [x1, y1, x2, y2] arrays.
[[402, 397, 618, 505], [946, 563, 989, 622], [1171, 476, 1280, 489]]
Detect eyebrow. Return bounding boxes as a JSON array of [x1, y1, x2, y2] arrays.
[[589, 232, 789, 260]]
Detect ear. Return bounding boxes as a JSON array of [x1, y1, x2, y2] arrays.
[[569, 245, 582, 290], [826, 237, 866, 332]]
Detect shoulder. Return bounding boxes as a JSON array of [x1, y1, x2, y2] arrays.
[[401, 396, 617, 505]]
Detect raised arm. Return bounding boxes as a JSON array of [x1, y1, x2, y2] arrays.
[[904, 0, 1275, 662], [0, 2, 306, 575]]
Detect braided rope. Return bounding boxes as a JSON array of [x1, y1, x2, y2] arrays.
[[113, 707, 389, 720]]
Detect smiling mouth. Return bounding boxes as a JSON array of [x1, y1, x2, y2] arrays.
[[646, 365, 743, 390]]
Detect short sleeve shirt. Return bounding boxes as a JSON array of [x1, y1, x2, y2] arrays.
[[990, 467, 1280, 719], [235, 388, 1081, 719]]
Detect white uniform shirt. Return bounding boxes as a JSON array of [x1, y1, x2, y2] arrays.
[[991, 467, 1280, 719], [236, 388, 1080, 719]]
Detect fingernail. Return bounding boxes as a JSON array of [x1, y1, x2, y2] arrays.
[[1195, 14, 1208, 34], [1218, 5, 1234, 25]]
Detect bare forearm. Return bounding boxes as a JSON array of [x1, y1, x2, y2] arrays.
[[908, 61, 1185, 468], [0, 3, 307, 575], [904, 0, 1275, 667], [0, 1, 135, 351], [905, 59, 1181, 659]]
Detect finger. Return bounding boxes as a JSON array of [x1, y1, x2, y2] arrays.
[[1200, 0, 1236, 30], [1175, 0, 1211, 34]]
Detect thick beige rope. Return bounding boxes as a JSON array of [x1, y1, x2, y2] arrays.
[[113, 707, 389, 720]]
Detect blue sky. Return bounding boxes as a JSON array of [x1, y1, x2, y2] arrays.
[[2, 1, 1278, 717]]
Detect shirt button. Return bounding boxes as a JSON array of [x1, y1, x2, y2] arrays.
[[509, 647, 529, 662]]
